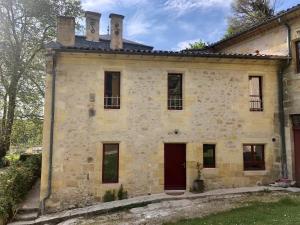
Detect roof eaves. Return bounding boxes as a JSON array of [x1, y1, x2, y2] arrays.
[[52, 46, 288, 60]]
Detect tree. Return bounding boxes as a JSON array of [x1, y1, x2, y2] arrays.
[[188, 40, 207, 50], [0, 0, 83, 159], [225, 0, 281, 37]]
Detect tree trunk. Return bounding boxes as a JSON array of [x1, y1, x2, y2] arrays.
[[0, 80, 18, 159]]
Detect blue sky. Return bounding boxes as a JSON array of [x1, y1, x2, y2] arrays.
[[81, 0, 300, 50]]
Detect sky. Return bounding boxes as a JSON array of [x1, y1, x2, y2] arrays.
[[81, 0, 300, 50]]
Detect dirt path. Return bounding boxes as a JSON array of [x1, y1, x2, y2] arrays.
[[59, 192, 297, 225]]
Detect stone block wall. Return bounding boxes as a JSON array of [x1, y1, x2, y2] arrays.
[[41, 53, 281, 211]]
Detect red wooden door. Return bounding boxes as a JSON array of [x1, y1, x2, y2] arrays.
[[164, 144, 186, 190], [294, 127, 300, 187]]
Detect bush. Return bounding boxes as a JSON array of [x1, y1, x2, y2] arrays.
[[103, 190, 116, 202], [117, 185, 128, 200], [0, 154, 41, 221]]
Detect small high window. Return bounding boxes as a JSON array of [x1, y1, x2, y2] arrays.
[[104, 72, 120, 109], [296, 41, 300, 73], [243, 144, 265, 171], [168, 74, 183, 110], [249, 76, 263, 111], [102, 144, 119, 183], [203, 144, 216, 168]]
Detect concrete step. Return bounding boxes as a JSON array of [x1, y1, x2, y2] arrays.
[[14, 212, 39, 222]]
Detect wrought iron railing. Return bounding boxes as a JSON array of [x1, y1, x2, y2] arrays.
[[250, 95, 263, 111], [104, 96, 120, 109], [168, 96, 183, 110]]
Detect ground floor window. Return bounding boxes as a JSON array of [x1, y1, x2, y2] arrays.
[[243, 144, 265, 171], [102, 144, 119, 183], [203, 144, 216, 168]]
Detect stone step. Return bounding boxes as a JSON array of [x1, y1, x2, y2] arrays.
[[7, 221, 35, 225], [18, 207, 39, 214], [14, 212, 39, 222]]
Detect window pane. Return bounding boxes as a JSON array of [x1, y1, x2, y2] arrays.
[[103, 144, 119, 183], [104, 72, 120, 109], [168, 74, 182, 110], [249, 76, 263, 111], [297, 42, 300, 73], [203, 144, 215, 168], [243, 144, 265, 171]]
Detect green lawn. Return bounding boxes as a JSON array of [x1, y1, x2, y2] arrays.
[[166, 196, 300, 225]]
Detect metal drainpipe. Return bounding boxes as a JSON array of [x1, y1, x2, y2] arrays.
[[41, 52, 57, 214], [277, 20, 291, 179]]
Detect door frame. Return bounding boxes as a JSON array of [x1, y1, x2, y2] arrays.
[[292, 115, 300, 186], [164, 143, 187, 190]]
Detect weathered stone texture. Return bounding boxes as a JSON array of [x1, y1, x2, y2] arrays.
[[41, 53, 280, 211]]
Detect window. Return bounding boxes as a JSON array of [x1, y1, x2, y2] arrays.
[[168, 74, 183, 110], [249, 76, 263, 111], [102, 144, 119, 183], [203, 144, 216, 168], [296, 41, 300, 73], [243, 144, 265, 171], [104, 72, 120, 109]]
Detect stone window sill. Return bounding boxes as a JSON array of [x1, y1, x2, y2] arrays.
[[202, 168, 219, 175], [244, 170, 268, 176]]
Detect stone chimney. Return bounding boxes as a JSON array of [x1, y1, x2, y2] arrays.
[[56, 16, 75, 47], [109, 13, 124, 50], [85, 11, 101, 42]]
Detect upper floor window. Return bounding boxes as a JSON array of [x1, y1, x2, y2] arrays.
[[102, 144, 119, 183], [203, 144, 216, 168], [104, 72, 120, 109], [296, 41, 300, 73], [243, 144, 265, 171], [168, 73, 183, 110], [249, 76, 263, 111]]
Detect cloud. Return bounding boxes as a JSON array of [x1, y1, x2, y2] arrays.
[[175, 39, 200, 50], [126, 11, 167, 37], [164, 0, 233, 16], [82, 0, 149, 11]]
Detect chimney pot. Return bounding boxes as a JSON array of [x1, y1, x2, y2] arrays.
[[85, 11, 101, 42], [109, 13, 124, 50], [56, 16, 75, 46]]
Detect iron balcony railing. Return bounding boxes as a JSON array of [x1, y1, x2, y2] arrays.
[[104, 96, 120, 109], [250, 95, 263, 111], [168, 96, 183, 110]]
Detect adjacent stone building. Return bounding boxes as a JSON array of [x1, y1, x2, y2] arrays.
[[41, 4, 300, 212]]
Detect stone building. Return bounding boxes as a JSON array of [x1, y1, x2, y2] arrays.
[[41, 5, 300, 212]]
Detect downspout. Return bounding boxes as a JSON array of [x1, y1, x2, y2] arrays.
[[41, 52, 57, 214], [277, 19, 291, 179]]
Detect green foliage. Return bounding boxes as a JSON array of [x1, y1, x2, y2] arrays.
[[188, 40, 207, 50], [165, 196, 300, 225], [225, 0, 278, 38], [10, 119, 43, 150], [0, 154, 41, 220], [117, 184, 128, 200], [0, 0, 83, 158], [103, 190, 116, 202]]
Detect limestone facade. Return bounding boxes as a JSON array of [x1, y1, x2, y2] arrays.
[[41, 53, 282, 211], [217, 16, 300, 181]]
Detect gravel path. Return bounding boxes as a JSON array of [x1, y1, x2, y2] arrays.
[[59, 192, 296, 225]]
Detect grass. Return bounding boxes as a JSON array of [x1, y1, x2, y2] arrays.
[[165, 196, 300, 225]]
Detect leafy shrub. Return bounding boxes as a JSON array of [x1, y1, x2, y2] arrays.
[[0, 154, 41, 221], [103, 190, 116, 202], [117, 184, 128, 200]]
